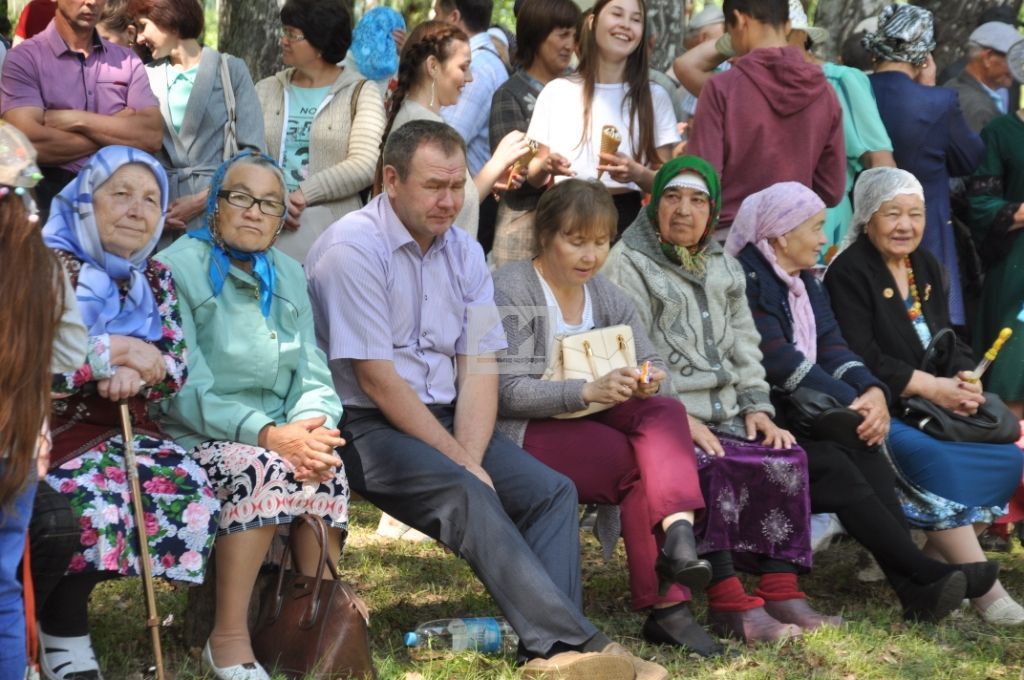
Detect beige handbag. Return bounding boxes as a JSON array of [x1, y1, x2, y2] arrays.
[[543, 324, 637, 419]]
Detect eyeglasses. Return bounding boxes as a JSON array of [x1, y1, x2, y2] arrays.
[[279, 28, 307, 42], [217, 190, 287, 217]]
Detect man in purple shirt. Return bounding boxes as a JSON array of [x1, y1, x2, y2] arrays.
[[1, 0, 162, 218], [306, 120, 653, 679]]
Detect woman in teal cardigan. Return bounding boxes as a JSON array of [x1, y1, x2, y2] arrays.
[[157, 152, 349, 680]]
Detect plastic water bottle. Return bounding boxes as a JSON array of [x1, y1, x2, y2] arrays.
[[403, 617, 518, 658]]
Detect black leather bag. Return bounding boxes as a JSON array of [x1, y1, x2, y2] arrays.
[[778, 386, 866, 450], [899, 329, 1021, 444], [252, 514, 376, 679]]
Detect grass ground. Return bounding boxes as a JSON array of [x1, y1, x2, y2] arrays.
[[89, 503, 1024, 679]]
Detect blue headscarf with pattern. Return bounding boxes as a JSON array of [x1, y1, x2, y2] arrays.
[[42, 146, 168, 341], [188, 151, 285, 317]]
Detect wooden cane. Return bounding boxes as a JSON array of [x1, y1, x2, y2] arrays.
[[119, 402, 166, 680]]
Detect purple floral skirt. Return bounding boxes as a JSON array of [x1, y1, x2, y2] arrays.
[[694, 434, 813, 572]]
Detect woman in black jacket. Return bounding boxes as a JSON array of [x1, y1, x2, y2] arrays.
[[826, 167, 1023, 625]]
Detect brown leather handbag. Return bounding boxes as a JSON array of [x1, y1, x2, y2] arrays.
[[252, 514, 376, 679]]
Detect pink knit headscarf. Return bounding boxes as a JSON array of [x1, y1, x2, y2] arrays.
[[725, 182, 825, 362]]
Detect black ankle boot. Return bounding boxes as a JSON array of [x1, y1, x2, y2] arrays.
[[957, 561, 1000, 599], [642, 603, 723, 657], [655, 519, 712, 594], [898, 571, 967, 622]]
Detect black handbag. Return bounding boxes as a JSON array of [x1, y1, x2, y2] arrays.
[[778, 386, 867, 450], [899, 329, 1021, 444]]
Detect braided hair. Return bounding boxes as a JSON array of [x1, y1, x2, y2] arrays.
[[373, 20, 468, 193]]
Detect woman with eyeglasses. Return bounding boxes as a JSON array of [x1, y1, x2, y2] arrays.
[[157, 152, 350, 680], [255, 0, 386, 262]]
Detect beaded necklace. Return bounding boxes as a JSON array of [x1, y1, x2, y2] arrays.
[[905, 256, 923, 321]]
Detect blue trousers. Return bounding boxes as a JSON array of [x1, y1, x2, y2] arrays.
[[0, 476, 36, 680], [341, 406, 599, 657]]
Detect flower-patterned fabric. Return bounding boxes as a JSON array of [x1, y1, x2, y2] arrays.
[[47, 252, 219, 583]]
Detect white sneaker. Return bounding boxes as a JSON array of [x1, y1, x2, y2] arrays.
[[38, 629, 104, 680], [977, 595, 1024, 625]]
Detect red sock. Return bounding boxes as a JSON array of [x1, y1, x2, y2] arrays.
[[754, 572, 806, 602], [707, 576, 764, 613]]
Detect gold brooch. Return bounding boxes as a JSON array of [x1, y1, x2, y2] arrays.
[[883, 287, 894, 299]]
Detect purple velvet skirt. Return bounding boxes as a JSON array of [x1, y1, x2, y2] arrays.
[[694, 432, 813, 572]]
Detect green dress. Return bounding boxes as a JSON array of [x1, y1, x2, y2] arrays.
[[821, 62, 893, 261], [967, 112, 1024, 402]]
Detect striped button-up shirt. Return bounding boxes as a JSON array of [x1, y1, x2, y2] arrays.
[[306, 194, 507, 408]]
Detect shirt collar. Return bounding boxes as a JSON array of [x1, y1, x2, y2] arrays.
[[43, 20, 105, 58], [469, 32, 493, 50], [977, 78, 1008, 113], [381, 194, 452, 256]]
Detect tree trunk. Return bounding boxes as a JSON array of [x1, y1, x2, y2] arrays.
[[913, 0, 1023, 74], [218, 0, 283, 84], [647, 0, 684, 73], [812, 0, 889, 63]]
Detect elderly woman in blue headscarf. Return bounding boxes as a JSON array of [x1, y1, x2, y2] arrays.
[[156, 151, 349, 680], [40, 145, 220, 680]]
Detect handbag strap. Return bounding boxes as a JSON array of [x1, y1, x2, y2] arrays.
[[271, 514, 339, 628], [349, 79, 368, 126], [219, 54, 238, 162], [920, 327, 956, 375]]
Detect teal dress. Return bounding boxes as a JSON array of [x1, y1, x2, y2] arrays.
[[822, 62, 893, 261], [968, 112, 1024, 402]]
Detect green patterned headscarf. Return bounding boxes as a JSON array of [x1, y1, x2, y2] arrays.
[[648, 155, 721, 275]]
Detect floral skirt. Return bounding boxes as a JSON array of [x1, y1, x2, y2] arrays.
[[190, 440, 349, 536], [46, 434, 220, 584], [695, 433, 813, 572]]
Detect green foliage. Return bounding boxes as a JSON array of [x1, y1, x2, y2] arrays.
[[90, 503, 1024, 679]]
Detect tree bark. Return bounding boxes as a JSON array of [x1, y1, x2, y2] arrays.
[[913, 0, 1023, 74], [812, 0, 889, 63], [647, 0, 684, 73], [218, 0, 283, 84]]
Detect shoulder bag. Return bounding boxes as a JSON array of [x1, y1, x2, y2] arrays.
[[252, 514, 376, 679], [899, 328, 1020, 444], [541, 324, 636, 419]]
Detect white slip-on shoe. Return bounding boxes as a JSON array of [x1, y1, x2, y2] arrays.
[[977, 595, 1024, 625], [202, 640, 271, 680]]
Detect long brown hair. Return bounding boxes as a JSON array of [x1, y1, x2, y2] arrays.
[[0, 195, 61, 509], [373, 20, 468, 193], [575, 0, 659, 166]]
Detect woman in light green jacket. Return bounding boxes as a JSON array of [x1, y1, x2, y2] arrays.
[[157, 152, 348, 680]]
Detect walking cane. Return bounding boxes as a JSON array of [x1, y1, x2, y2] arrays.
[[119, 401, 167, 680]]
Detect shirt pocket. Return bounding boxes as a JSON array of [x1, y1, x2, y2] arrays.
[[93, 78, 130, 114]]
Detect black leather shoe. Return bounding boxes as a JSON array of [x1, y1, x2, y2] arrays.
[[899, 570, 967, 623], [957, 561, 1000, 599], [656, 519, 712, 594], [642, 603, 723, 658]]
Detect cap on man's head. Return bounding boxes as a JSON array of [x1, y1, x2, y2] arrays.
[[969, 21, 1024, 54], [689, 4, 724, 31]]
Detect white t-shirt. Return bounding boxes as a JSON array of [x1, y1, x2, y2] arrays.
[[535, 267, 595, 337], [527, 77, 680, 192]]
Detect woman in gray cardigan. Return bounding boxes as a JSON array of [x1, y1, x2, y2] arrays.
[[493, 179, 717, 657], [602, 157, 838, 644], [134, 0, 266, 238]]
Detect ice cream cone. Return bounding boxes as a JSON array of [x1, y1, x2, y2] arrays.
[[598, 125, 622, 180], [508, 138, 539, 185]]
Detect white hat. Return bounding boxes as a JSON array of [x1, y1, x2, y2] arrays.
[[689, 5, 725, 31], [788, 0, 829, 46]]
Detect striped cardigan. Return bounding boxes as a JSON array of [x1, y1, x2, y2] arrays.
[[256, 66, 386, 223]]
